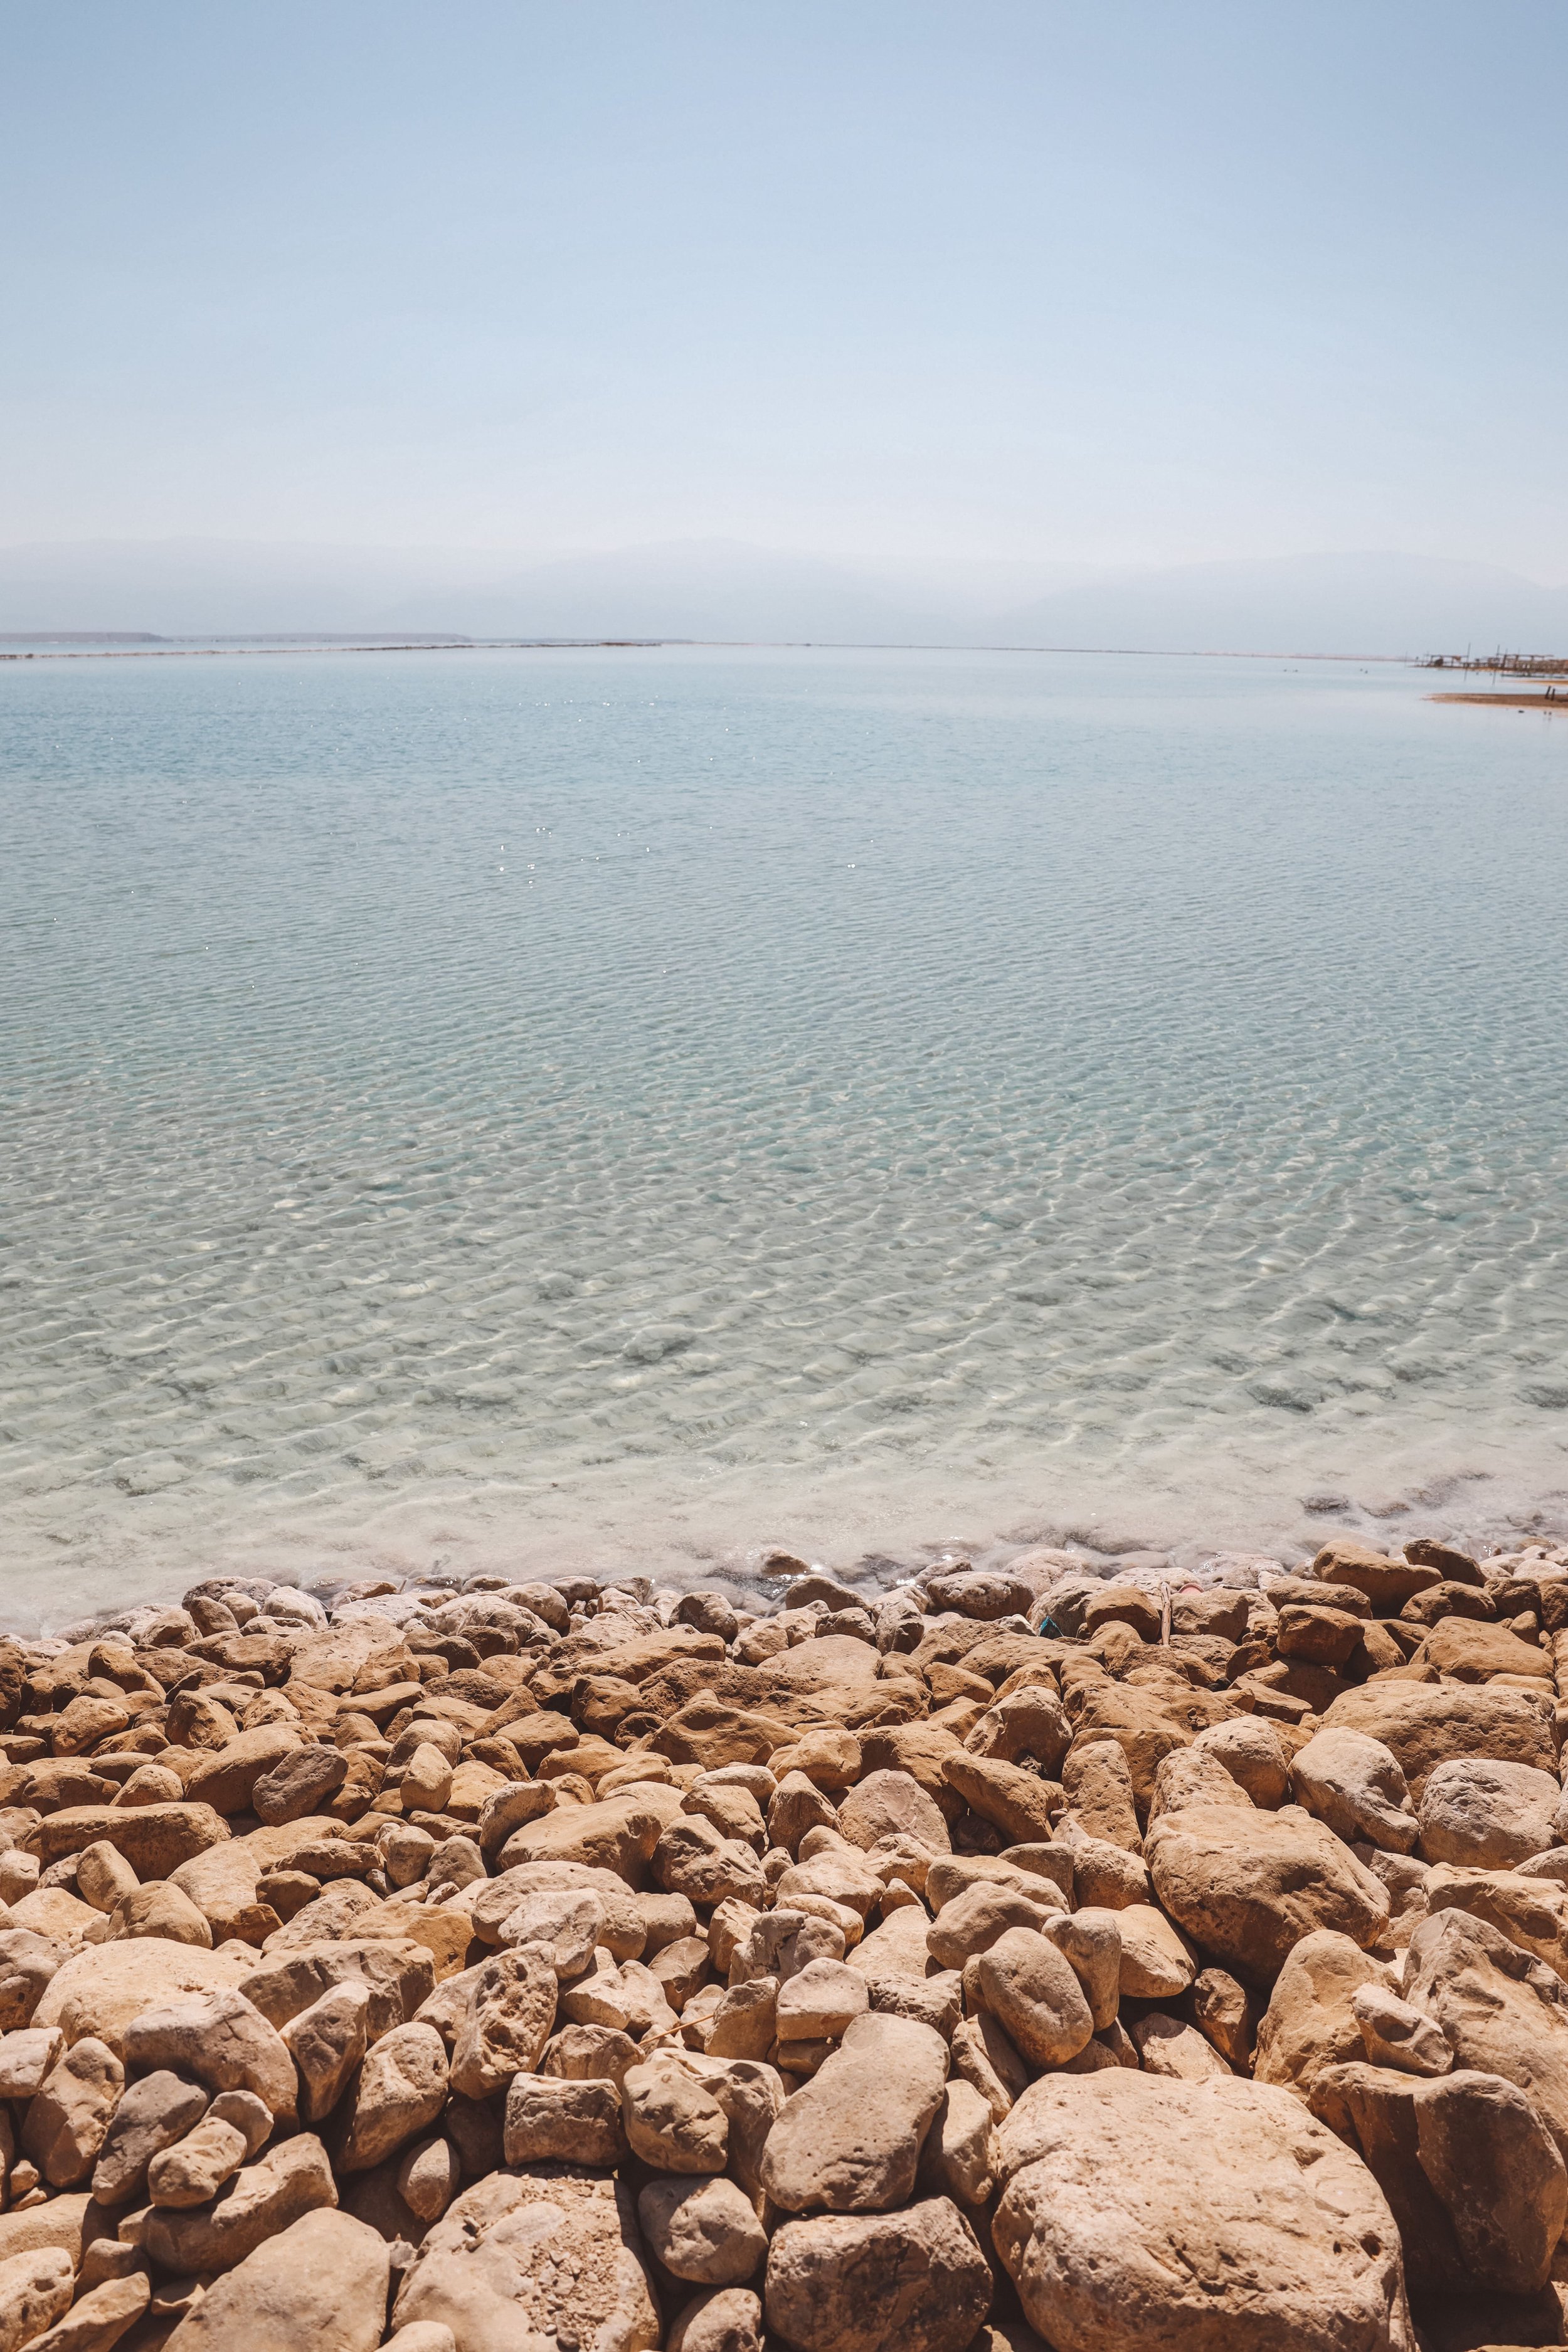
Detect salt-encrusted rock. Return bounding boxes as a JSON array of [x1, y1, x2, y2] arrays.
[[1111, 1902, 1196, 1999], [667, 2287, 764, 2352], [1253, 1930, 1389, 2102], [1321, 1682, 1556, 1797], [639, 2174, 768, 2285], [1352, 1984, 1452, 2076], [161, 2206, 390, 2350], [283, 1981, 371, 2122], [447, 1946, 556, 2098], [969, 1928, 1094, 2070], [0, 2245, 75, 2351], [391, 2168, 659, 2352], [1145, 1803, 1389, 1984], [1416, 1756, 1562, 1868], [1402, 1907, 1568, 2156], [91, 2069, 209, 2205], [21, 2036, 124, 2188], [504, 2073, 627, 2165], [125, 1988, 297, 2124], [764, 2197, 992, 2352], [760, 2013, 948, 2213], [992, 2070, 1414, 2351], [332, 2021, 448, 2173], [142, 2132, 338, 2274], [1288, 1727, 1418, 1853]]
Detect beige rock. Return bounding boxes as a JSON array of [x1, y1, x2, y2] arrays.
[[240, 1938, 433, 2040], [1288, 1727, 1419, 1853], [639, 2175, 768, 2285], [1253, 1929, 1389, 2102], [470, 1860, 646, 1957], [760, 2012, 948, 2213], [143, 2132, 338, 2275], [9, 1887, 98, 1944], [105, 1881, 214, 1949], [22, 2036, 124, 2186], [333, 2021, 448, 2173], [1414, 2065, 1567, 2294], [926, 1883, 1057, 1971], [1188, 1968, 1256, 2070], [251, 1742, 349, 1826], [992, 2070, 1413, 2351], [1061, 1833, 1150, 1910], [33, 1938, 251, 2049], [184, 1728, 305, 1816], [25, 1803, 230, 1879], [1041, 1908, 1120, 2031], [838, 1771, 951, 1855], [284, 1981, 372, 2122], [1060, 1742, 1142, 1851], [768, 1773, 841, 1857], [667, 2287, 763, 2352], [1191, 1715, 1291, 1806], [125, 1988, 297, 2122], [445, 1946, 556, 2099], [843, 1902, 930, 1981], [75, 1844, 139, 1916], [149, 2115, 248, 2207], [706, 1977, 778, 2060], [499, 1790, 672, 1880], [654, 1816, 768, 1907], [775, 1957, 868, 2042], [0, 2193, 100, 2271], [559, 1952, 676, 2038], [91, 2070, 209, 2205], [728, 1908, 845, 1986], [0, 2025, 64, 2099], [915, 2078, 996, 2206], [764, 2197, 992, 2352], [1147, 1745, 1251, 1822], [0, 1930, 69, 2030], [24, 2271, 149, 2351], [1403, 1906, 1568, 2157], [950, 2012, 1029, 2122], [400, 1745, 455, 1816], [1422, 1860, 1568, 1981], [1145, 1802, 1390, 1985], [161, 2206, 390, 2351], [1128, 2013, 1231, 2079], [504, 2073, 627, 2165], [168, 1846, 276, 1947], [0, 2245, 75, 2351], [963, 1688, 1071, 1775], [1112, 1903, 1197, 2000], [391, 2169, 659, 2352], [970, 1929, 1094, 2070], [383, 2331, 458, 2352], [1352, 1983, 1452, 2076], [541, 2020, 641, 2087], [495, 1887, 602, 1978], [623, 2061, 729, 2170], [940, 1755, 1054, 1848], [1321, 1681, 1556, 1797], [1417, 1755, 1561, 1868]]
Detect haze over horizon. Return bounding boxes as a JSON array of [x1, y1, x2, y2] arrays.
[[3, 2, 1565, 617]]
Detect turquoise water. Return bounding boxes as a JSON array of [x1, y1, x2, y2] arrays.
[[3, 645, 1566, 1627]]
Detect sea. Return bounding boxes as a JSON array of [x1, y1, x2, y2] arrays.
[[3, 640, 1565, 1631]]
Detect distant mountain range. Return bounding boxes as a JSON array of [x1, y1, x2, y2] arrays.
[[2, 537, 1565, 659]]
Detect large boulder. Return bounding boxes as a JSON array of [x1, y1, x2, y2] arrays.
[[1288, 1729, 1417, 1853], [1416, 1757, 1562, 1868], [32, 1938, 253, 2050], [142, 2134, 338, 2275], [23, 1803, 230, 1875], [392, 2167, 660, 2351], [1253, 1930, 1389, 2102], [991, 2069, 1414, 2352], [760, 2014, 948, 2213], [1320, 1683, 1556, 1798], [1402, 1907, 1568, 2158], [1144, 1804, 1389, 1985], [1422, 1616, 1552, 1682], [765, 2198, 992, 2352], [162, 2208, 391, 2350]]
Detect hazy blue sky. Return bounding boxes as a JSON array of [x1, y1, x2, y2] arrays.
[[3, 3, 1564, 574]]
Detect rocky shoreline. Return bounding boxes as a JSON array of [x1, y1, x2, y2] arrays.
[[1, 1532, 1567, 2349]]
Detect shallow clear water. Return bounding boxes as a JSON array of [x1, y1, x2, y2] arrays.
[[3, 644, 1566, 1628]]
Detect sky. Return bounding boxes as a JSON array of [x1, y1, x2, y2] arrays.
[[2, 2, 1565, 577]]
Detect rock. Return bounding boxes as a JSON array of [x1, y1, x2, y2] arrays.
[[1128, 2013, 1232, 2079], [0, 2025, 63, 2099], [729, 1908, 845, 1986], [241, 1939, 435, 2040], [0, 2193, 100, 2271], [760, 2013, 948, 2212], [1062, 1833, 1150, 1909], [143, 2132, 339, 2274], [1417, 1756, 1562, 1867], [1059, 1743, 1142, 1851], [1111, 1903, 1197, 1999], [391, 2169, 659, 2352], [252, 1744, 349, 1826], [124, 1988, 297, 2124], [667, 2287, 764, 2352], [33, 1940, 252, 2049], [169, 1845, 277, 1946], [624, 2061, 730, 2170], [706, 1978, 778, 2060], [654, 1816, 768, 1907], [1041, 1909, 1120, 2030], [1422, 1861, 1568, 1981], [1148, 1745, 1252, 1820], [397, 2136, 460, 2222], [334, 2023, 448, 2173], [764, 2197, 992, 2352], [504, 2074, 627, 2165], [148, 2114, 249, 2206], [1352, 1984, 1453, 2077], [75, 1843, 139, 1915], [992, 2070, 1413, 2352], [768, 1772, 840, 1856], [92, 2070, 210, 2205], [775, 1957, 869, 2042], [25, 1803, 230, 1879], [500, 1791, 672, 1881], [970, 1929, 1094, 2069], [1424, 1615, 1552, 1681], [1403, 1907, 1568, 2157], [447, 1947, 556, 2099], [638, 2175, 768, 2284], [24, 2271, 149, 2350], [541, 2021, 642, 2088], [283, 1982, 372, 2122], [1321, 1682, 1556, 1798], [160, 2206, 390, 2351], [950, 2012, 1029, 2121], [0, 2245, 75, 2351], [1145, 1802, 1390, 1984], [1414, 2067, 1567, 2294], [401, 1745, 455, 1815], [106, 1880, 215, 1948], [837, 1771, 950, 1855], [915, 2078, 996, 2206], [0, 1931, 68, 2030], [1289, 1727, 1419, 1853], [186, 1729, 304, 1816], [22, 2037, 124, 2187], [1253, 1929, 1389, 2102], [1313, 1540, 1438, 1609], [926, 1882, 1059, 1970], [941, 1754, 1057, 1848]]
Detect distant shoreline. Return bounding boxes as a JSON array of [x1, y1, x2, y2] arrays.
[[0, 637, 1416, 664], [1429, 690, 1565, 712]]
